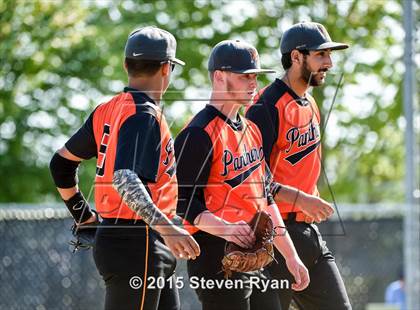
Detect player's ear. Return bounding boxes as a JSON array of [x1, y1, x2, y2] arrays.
[[123, 60, 128, 73], [161, 62, 171, 77], [291, 50, 301, 65], [213, 70, 225, 84]]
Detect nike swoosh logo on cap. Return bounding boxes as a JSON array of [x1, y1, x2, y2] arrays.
[[132, 52, 143, 56]]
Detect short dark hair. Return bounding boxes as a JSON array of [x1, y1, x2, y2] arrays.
[[281, 53, 292, 70], [281, 50, 309, 70], [125, 58, 162, 77]]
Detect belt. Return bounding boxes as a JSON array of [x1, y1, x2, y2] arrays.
[[101, 218, 148, 226], [98, 218, 155, 237], [281, 212, 306, 222]]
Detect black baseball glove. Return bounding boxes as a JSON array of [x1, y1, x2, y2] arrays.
[[69, 210, 101, 253]]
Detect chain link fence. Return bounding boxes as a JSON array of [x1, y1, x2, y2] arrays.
[[0, 204, 404, 310]]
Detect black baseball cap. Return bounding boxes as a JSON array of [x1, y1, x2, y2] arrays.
[[280, 22, 349, 54], [208, 40, 275, 74], [125, 26, 185, 66]]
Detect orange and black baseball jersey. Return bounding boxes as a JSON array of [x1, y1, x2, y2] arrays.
[[246, 79, 322, 215], [175, 105, 274, 234], [65, 87, 177, 220]]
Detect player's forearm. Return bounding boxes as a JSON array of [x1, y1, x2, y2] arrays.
[[112, 169, 172, 231], [57, 186, 79, 200], [271, 183, 334, 222], [264, 204, 299, 259], [56, 186, 96, 225], [271, 182, 302, 205], [193, 211, 231, 237], [50, 149, 94, 224]]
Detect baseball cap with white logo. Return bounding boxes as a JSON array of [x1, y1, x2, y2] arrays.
[[124, 26, 185, 66], [208, 40, 275, 74]]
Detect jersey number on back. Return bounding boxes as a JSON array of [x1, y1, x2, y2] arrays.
[[96, 124, 110, 177]]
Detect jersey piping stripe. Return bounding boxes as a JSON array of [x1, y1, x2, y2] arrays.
[[225, 162, 261, 188], [140, 226, 149, 310], [284, 140, 321, 165], [167, 164, 176, 177]]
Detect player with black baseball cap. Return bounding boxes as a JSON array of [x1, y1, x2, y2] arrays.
[[125, 26, 185, 66], [50, 26, 199, 310], [175, 39, 311, 310], [206, 39, 276, 108], [280, 22, 348, 54], [208, 39, 275, 74], [246, 21, 351, 309]]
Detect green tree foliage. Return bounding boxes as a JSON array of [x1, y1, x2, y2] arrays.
[[0, 0, 409, 203]]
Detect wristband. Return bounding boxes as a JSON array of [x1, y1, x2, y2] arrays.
[[64, 192, 92, 223], [270, 182, 283, 197]]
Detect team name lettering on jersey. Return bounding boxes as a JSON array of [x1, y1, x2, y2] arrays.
[[221, 145, 264, 177], [246, 80, 322, 212], [285, 121, 321, 165], [286, 121, 320, 153]]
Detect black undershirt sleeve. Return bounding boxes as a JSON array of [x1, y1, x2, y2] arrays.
[[114, 113, 161, 183], [175, 127, 213, 225], [65, 111, 97, 160], [246, 103, 279, 167]]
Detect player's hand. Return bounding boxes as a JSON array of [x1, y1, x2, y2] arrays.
[[297, 193, 334, 223], [303, 215, 315, 224], [70, 210, 101, 253], [77, 211, 97, 226], [223, 220, 256, 249], [285, 255, 310, 291], [158, 224, 201, 260]]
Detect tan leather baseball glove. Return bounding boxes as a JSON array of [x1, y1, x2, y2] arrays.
[[222, 211, 275, 278]]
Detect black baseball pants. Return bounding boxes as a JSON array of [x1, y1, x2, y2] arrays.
[[268, 216, 351, 310], [93, 219, 179, 310], [187, 232, 282, 310]]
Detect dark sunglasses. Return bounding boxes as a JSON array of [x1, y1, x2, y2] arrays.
[[161, 60, 176, 72]]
